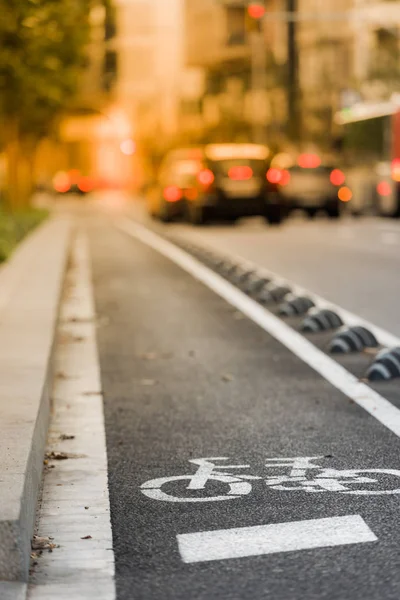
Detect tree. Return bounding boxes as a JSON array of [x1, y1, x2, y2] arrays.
[[0, 0, 95, 208]]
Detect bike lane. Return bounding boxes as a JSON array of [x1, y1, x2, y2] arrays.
[[89, 218, 400, 600]]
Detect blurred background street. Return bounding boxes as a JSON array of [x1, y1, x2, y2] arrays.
[[3, 1, 400, 600]]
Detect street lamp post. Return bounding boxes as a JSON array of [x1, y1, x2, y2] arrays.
[[247, 3, 268, 144]]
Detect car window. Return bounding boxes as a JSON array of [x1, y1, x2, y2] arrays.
[[289, 165, 334, 174], [210, 159, 268, 176]]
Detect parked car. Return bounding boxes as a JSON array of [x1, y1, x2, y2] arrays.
[[146, 144, 287, 225], [270, 152, 350, 219]]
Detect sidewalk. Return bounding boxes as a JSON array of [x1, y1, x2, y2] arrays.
[[0, 216, 71, 585]]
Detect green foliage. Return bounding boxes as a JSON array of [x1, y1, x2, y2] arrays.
[[0, 208, 48, 262], [0, 0, 94, 141]]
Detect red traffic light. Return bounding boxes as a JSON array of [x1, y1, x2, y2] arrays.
[[248, 3, 266, 19]]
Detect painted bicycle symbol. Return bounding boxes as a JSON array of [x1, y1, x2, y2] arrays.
[[141, 456, 400, 502]]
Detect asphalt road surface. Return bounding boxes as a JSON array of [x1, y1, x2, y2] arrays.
[[84, 201, 400, 600]]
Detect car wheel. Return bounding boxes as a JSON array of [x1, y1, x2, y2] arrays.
[[159, 201, 173, 223], [265, 206, 284, 226], [326, 205, 340, 219], [306, 208, 317, 219], [189, 204, 209, 226]]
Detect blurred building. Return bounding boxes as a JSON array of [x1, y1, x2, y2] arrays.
[[42, 0, 184, 191], [296, 0, 354, 144], [297, 0, 400, 144], [183, 0, 300, 146]]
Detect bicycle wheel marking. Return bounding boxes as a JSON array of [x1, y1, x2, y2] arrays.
[[140, 456, 400, 502]]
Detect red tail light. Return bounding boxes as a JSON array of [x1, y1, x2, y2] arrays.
[[163, 186, 182, 202], [266, 168, 283, 184], [53, 172, 71, 193], [197, 169, 215, 187], [228, 166, 253, 181], [298, 153, 321, 169], [392, 158, 400, 182], [279, 170, 291, 186], [330, 169, 345, 186], [78, 176, 95, 193], [377, 181, 391, 197]]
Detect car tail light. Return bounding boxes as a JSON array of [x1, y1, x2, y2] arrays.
[[78, 176, 94, 193], [228, 166, 253, 180], [298, 153, 321, 169], [53, 172, 71, 193], [391, 159, 400, 182], [266, 168, 283, 184], [197, 169, 215, 187], [377, 181, 391, 197], [338, 186, 352, 202], [279, 169, 291, 186], [330, 169, 345, 186], [163, 186, 182, 202]]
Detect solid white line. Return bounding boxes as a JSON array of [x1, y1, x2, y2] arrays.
[[28, 233, 115, 600], [177, 516, 377, 563], [381, 232, 400, 246], [117, 218, 400, 440]]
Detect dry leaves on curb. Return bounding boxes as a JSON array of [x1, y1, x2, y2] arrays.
[[59, 434, 75, 441], [45, 451, 70, 461], [32, 536, 57, 552], [81, 535, 92, 540]]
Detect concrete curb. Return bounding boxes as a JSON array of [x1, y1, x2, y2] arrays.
[[0, 216, 72, 582]]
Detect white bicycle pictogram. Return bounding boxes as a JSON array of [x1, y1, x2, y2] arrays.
[[263, 457, 400, 495], [141, 456, 400, 502], [141, 457, 261, 502]]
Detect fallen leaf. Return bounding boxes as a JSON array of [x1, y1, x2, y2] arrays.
[[221, 374, 234, 382], [233, 311, 245, 321], [141, 352, 157, 361], [59, 434, 75, 441], [81, 535, 92, 540], [32, 536, 57, 551], [45, 451, 69, 461], [363, 347, 379, 356], [141, 379, 156, 386], [56, 371, 68, 379]]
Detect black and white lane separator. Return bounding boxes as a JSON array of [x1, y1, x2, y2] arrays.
[[328, 326, 379, 354], [367, 347, 400, 381], [163, 232, 400, 379], [278, 295, 315, 317], [300, 309, 344, 333]]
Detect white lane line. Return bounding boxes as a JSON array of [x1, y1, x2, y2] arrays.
[[381, 232, 400, 246], [28, 233, 115, 600], [169, 229, 400, 349], [117, 218, 400, 440], [177, 516, 377, 564]]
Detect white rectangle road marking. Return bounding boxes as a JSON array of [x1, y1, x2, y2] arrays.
[[177, 516, 377, 564]]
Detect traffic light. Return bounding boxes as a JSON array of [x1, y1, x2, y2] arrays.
[[246, 2, 265, 33], [247, 3, 266, 20]]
